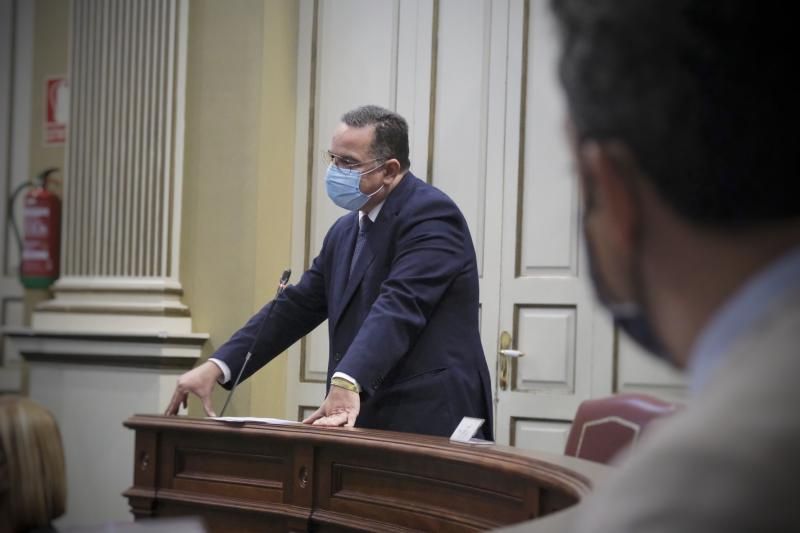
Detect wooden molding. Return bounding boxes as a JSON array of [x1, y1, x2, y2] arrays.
[[123, 415, 608, 531], [20, 353, 198, 370]]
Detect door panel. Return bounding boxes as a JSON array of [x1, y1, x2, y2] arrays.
[[515, 305, 576, 392], [430, 0, 491, 272], [617, 333, 686, 402], [512, 418, 571, 454], [427, 0, 509, 402], [494, 0, 611, 447]]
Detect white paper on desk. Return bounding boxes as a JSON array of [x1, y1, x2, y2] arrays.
[[212, 416, 301, 425], [450, 416, 485, 443]]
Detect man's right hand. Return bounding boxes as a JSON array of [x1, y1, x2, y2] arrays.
[[164, 360, 223, 417]]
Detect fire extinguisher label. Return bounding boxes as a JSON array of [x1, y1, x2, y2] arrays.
[[22, 249, 51, 261], [21, 189, 60, 284], [24, 206, 50, 217], [24, 218, 50, 238]]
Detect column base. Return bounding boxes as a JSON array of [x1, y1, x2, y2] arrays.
[[4, 275, 209, 527], [32, 276, 197, 334], [5, 328, 207, 368], [5, 328, 208, 527]]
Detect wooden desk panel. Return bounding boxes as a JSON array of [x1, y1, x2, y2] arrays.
[[314, 446, 531, 531], [124, 416, 607, 532]]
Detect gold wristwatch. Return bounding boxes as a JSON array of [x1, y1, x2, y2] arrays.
[[330, 376, 360, 394]]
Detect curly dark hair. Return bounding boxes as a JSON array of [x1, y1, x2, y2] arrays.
[[551, 0, 799, 227]]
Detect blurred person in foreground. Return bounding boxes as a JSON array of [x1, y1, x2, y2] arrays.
[[549, 0, 800, 531], [0, 396, 66, 533]]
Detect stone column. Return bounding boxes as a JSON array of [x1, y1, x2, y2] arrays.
[[37, 0, 193, 332], [7, 0, 207, 526]]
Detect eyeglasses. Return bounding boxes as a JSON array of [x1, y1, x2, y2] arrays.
[[322, 150, 383, 171]]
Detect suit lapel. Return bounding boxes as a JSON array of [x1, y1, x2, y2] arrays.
[[330, 213, 359, 320], [334, 231, 376, 324]]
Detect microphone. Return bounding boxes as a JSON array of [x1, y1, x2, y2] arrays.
[[219, 269, 291, 417]]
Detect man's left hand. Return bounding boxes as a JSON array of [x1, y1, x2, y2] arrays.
[[302, 385, 360, 427]]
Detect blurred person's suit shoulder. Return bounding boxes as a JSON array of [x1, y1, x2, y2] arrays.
[[575, 285, 800, 532]]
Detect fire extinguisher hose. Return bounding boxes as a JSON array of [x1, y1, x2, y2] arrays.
[[6, 181, 29, 253], [6, 167, 60, 281]]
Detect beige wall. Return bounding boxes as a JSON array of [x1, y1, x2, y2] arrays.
[[22, 0, 68, 323], [180, 0, 298, 418], [28, 0, 67, 180], [24, 0, 299, 417]]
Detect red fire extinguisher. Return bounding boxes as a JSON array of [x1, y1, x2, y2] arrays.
[[8, 168, 62, 289]]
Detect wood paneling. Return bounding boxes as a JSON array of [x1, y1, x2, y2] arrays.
[[515, 306, 576, 392], [124, 415, 608, 532]]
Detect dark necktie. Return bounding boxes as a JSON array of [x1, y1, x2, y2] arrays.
[[349, 216, 372, 279]]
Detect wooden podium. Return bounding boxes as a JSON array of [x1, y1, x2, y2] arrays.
[[123, 416, 607, 532]]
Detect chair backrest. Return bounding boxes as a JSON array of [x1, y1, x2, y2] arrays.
[[564, 393, 680, 464]]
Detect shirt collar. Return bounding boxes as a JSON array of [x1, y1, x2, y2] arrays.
[[358, 200, 385, 223], [687, 245, 800, 393]]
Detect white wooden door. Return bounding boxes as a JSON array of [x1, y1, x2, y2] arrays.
[[489, 0, 612, 449], [286, 0, 685, 445], [490, 0, 685, 449]]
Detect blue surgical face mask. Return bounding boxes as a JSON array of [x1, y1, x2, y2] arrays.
[[325, 163, 385, 211]]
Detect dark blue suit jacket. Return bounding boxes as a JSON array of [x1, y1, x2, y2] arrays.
[[214, 173, 494, 439]]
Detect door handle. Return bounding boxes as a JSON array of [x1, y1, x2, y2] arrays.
[[498, 331, 523, 391]]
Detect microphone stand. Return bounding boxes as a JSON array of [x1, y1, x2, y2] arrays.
[[219, 269, 291, 417]]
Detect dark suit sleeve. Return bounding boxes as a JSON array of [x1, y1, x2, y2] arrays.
[[336, 197, 469, 396], [213, 236, 330, 389]]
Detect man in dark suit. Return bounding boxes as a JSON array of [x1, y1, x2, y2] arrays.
[[166, 105, 493, 439]]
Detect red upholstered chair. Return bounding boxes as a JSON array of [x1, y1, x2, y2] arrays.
[[564, 393, 680, 465]]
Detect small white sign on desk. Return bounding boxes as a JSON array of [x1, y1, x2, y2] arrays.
[[450, 416, 485, 443]]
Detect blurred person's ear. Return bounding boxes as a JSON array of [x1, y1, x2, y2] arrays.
[[579, 140, 642, 250], [577, 140, 646, 304]]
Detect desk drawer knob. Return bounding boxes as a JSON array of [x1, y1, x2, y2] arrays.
[[298, 465, 309, 488], [138, 451, 150, 471]]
